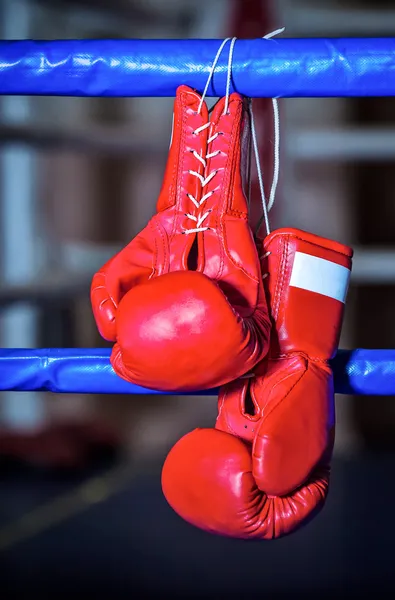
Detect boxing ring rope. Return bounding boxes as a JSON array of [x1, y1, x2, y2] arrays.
[[0, 37, 395, 396], [0, 349, 394, 396], [1, 38, 395, 97]]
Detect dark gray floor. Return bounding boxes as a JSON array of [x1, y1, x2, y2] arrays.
[[0, 453, 394, 598]]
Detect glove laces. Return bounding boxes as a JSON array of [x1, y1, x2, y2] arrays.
[[183, 31, 283, 239], [183, 37, 237, 235]]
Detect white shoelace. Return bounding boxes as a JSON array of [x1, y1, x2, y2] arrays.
[[184, 37, 237, 235], [184, 29, 284, 237]]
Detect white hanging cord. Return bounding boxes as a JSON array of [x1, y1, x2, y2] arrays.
[[264, 27, 284, 213], [252, 27, 285, 236], [198, 37, 233, 114], [264, 27, 285, 40], [223, 37, 238, 114], [194, 30, 284, 237], [246, 114, 253, 208], [268, 96, 280, 212], [250, 103, 270, 236]]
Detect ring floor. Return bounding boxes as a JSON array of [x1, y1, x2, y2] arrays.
[[0, 451, 394, 598]]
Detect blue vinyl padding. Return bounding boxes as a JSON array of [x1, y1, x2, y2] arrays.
[[0, 38, 394, 97], [0, 348, 394, 395]]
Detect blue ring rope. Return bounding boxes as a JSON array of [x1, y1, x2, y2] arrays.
[[0, 38, 394, 97], [0, 348, 393, 395]]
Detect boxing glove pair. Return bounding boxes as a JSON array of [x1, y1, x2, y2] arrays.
[[162, 228, 353, 539], [90, 83, 354, 538], [91, 85, 271, 392]]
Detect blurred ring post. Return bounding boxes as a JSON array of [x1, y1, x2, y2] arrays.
[[0, 0, 46, 432]]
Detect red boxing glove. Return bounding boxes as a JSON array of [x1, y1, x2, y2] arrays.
[[162, 229, 353, 539], [91, 86, 270, 392]]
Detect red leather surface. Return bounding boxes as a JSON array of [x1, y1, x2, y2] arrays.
[[263, 228, 353, 359], [216, 228, 353, 496], [91, 85, 270, 391], [217, 357, 335, 497], [162, 229, 353, 538], [161, 427, 329, 540]]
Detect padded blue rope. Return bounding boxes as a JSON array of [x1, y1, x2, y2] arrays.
[[0, 38, 394, 97], [0, 348, 393, 395]]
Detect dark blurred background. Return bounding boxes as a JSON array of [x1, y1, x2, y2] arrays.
[[1, 0, 395, 597]]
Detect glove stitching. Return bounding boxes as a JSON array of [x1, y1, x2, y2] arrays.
[[103, 275, 118, 313], [219, 100, 237, 280], [216, 388, 240, 438], [269, 230, 352, 260], [227, 209, 248, 217], [220, 385, 257, 440], [152, 221, 164, 277], [164, 91, 183, 216], [272, 236, 288, 322], [215, 98, 244, 281], [255, 360, 307, 422], [273, 352, 329, 366], [220, 102, 260, 284], [171, 94, 188, 243], [208, 103, 228, 282]]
